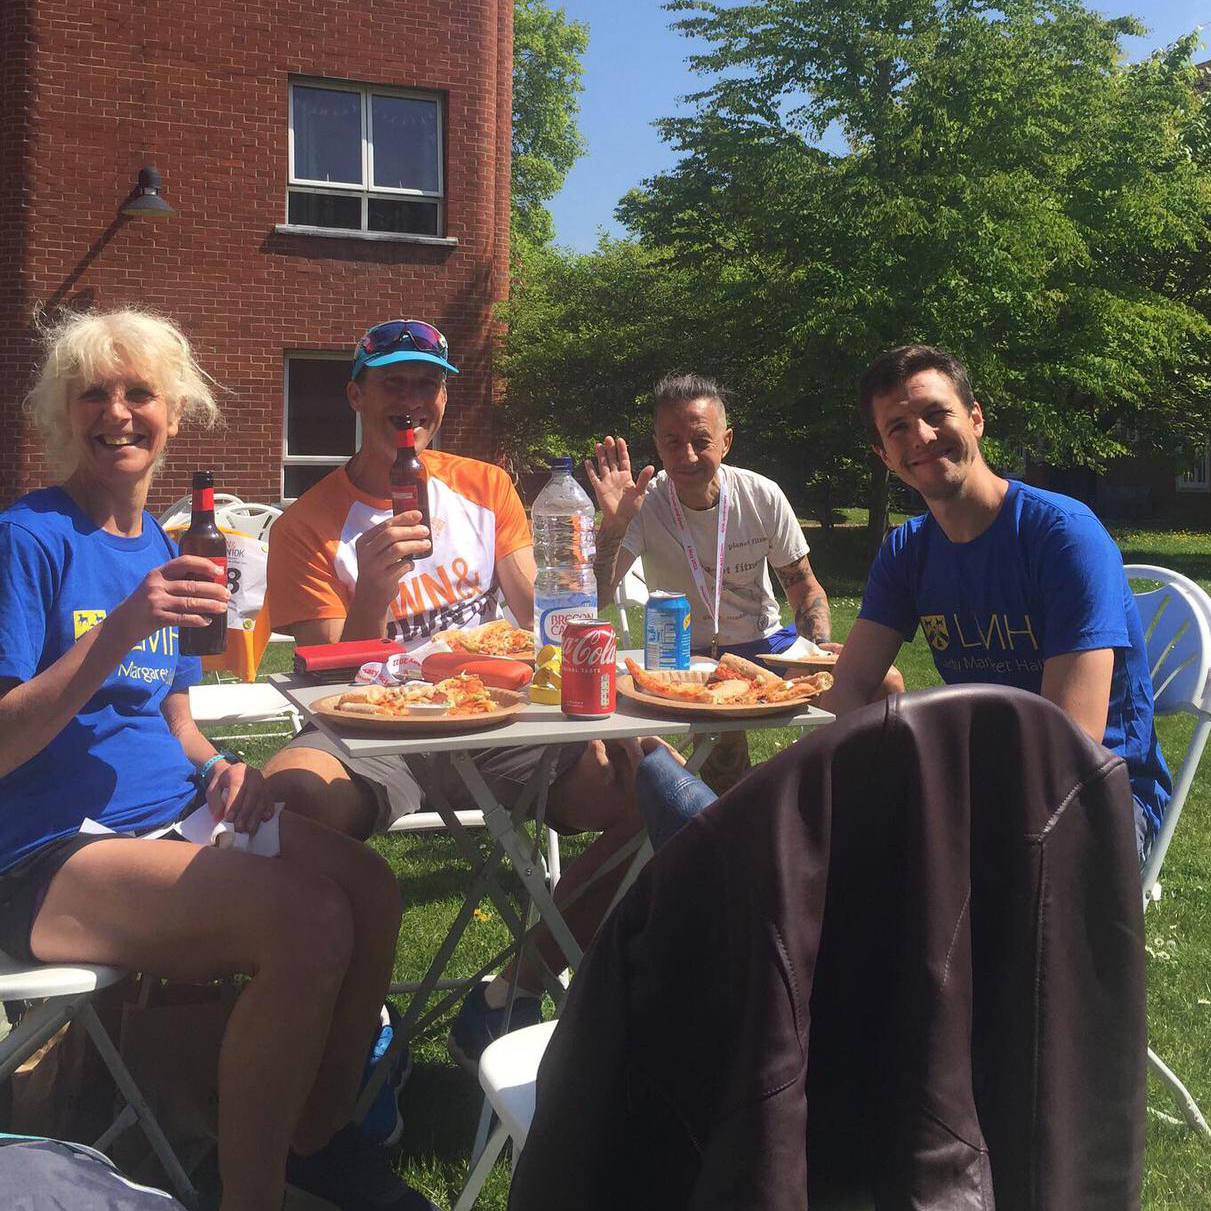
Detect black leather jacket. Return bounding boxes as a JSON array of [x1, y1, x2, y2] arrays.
[[511, 685, 1146, 1211]]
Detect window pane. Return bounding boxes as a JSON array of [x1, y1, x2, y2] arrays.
[[293, 86, 362, 184], [284, 463, 344, 499], [286, 358, 356, 457], [371, 95, 439, 192], [367, 197, 440, 236], [288, 190, 362, 230]]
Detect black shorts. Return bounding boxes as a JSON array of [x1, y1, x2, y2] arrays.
[[0, 790, 205, 967], [0, 834, 124, 966]]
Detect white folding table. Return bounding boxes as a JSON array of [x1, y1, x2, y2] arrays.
[[270, 672, 833, 1101]]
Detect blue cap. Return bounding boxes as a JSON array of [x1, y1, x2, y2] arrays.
[[351, 319, 460, 380]]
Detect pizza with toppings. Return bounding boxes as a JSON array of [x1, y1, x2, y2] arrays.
[[434, 619, 535, 659], [623, 655, 832, 707], [333, 673, 497, 718]]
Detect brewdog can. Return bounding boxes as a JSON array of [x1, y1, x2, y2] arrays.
[[644, 592, 692, 670]]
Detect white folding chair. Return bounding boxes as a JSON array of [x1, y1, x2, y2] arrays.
[[1124, 563, 1211, 1134], [612, 562, 648, 649], [0, 952, 197, 1204], [215, 502, 283, 544], [453, 1020, 557, 1211], [156, 493, 245, 531], [187, 681, 301, 746]]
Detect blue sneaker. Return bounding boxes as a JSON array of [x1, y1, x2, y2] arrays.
[[287, 1126, 440, 1210], [446, 982, 542, 1075], [356, 1002, 412, 1148]]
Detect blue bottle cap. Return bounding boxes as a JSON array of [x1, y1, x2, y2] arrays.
[[550, 457, 574, 472]]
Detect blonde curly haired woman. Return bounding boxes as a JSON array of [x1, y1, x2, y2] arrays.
[[0, 310, 435, 1211]]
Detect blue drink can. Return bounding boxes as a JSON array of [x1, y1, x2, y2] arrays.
[[644, 591, 692, 670]]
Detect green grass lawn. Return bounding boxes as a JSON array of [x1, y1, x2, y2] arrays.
[[225, 517, 1211, 1209]]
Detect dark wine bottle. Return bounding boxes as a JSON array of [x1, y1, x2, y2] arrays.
[[390, 415, 431, 555], [178, 471, 228, 656]]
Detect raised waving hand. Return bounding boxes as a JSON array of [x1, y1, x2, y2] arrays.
[[585, 436, 654, 533]]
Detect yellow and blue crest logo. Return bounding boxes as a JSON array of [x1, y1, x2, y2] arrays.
[[921, 614, 949, 651], [73, 608, 107, 639]]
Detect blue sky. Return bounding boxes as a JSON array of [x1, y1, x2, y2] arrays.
[[547, 0, 1211, 252]]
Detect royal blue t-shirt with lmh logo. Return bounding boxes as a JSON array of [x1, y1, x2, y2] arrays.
[[0, 487, 202, 872], [858, 480, 1171, 841]]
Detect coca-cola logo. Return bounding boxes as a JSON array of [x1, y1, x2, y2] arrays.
[[563, 630, 617, 669]]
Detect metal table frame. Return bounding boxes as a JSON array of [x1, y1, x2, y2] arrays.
[[269, 673, 833, 1112]]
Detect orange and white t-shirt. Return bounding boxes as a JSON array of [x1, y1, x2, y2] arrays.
[[268, 452, 531, 644]]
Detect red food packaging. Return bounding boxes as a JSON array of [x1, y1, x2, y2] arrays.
[[421, 653, 533, 691], [294, 639, 408, 682]]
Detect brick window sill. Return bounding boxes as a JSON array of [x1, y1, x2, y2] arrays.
[[274, 224, 458, 247]]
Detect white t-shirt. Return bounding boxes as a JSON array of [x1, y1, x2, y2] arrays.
[[620, 466, 809, 648]]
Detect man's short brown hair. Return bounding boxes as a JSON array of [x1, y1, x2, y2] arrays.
[[857, 345, 976, 445]]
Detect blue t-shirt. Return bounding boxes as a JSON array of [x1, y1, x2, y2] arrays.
[[0, 487, 202, 872], [858, 480, 1171, 837]]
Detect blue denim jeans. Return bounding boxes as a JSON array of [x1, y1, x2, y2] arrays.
[[636, 748, 718, 852]]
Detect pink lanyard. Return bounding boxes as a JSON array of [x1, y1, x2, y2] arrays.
[[666, 469, 730, 657]]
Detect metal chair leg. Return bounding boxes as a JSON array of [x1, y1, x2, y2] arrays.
[[80, 1003, 200, 1205], [1148, 1046, 1211, 1135], [454, 1120, 508, 1211]]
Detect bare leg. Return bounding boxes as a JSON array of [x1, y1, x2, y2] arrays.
[[265, 746, 379, 840], [275, 813, 401, 1151], [697, 729, 751, 794], [507, 739, 644, 991], [30, 820, 398, 1211]]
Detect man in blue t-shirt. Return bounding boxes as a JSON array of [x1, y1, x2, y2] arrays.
[[826, 344, 1170, 859]]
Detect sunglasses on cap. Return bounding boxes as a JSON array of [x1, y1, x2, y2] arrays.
[[351, 319, 460, 379]]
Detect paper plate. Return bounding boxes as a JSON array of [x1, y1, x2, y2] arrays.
[[758, 652, 839, 672], [616, 674, 827, 720]]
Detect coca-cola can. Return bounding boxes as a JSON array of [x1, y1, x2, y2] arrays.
[[561, 619, 617, 718]]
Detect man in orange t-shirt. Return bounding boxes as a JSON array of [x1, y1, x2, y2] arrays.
[[265, 320, 645, 1073]]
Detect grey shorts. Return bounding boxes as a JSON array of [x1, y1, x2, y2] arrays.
[[282, 726, 588, 834]]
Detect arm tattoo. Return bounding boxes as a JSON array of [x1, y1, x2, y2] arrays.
[[796, 593, 831, 644], [774, 558, 809, 589], [775, 556, 832, 643], [594, 529, 626, 600]]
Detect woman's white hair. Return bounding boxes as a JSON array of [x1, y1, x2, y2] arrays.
[[23, 308, 223, 476]]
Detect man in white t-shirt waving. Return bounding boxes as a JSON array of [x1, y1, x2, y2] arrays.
[[592, 373, 833, 660], [591, 373, 859, 788]]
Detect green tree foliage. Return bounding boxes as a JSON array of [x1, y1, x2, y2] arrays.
[[610, 0, 1211, 541], [512, 0, 589, 249], [497, 239, 704, 470]]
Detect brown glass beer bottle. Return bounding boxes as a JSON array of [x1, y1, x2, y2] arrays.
[[390, 414, 432, 555], [178, 471, 228, 656]]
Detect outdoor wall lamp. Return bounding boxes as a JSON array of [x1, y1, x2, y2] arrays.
[[120, 166, 177, 219]]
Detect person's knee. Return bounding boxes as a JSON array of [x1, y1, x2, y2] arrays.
[[882, 665, 906, 698], [260, 874, 355, 988], [266, 748, 376, 840]]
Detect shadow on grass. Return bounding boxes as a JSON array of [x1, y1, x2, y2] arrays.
[[377, 834, 535, 910], [395, 1059, 485, 1164]]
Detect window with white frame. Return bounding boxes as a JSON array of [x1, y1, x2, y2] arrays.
[[1176, 440, 1210, 493], [282, 356, 360, 500], [288, 80, 443, 236]]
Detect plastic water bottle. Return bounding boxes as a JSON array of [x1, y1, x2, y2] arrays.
[[533, 457, 598, 648]]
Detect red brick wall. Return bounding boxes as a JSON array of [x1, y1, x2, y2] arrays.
[[0, 0, 38, 500], [0, 0, 511, 511]]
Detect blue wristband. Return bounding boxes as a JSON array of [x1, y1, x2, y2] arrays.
[[199, 751, 240, 785]]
